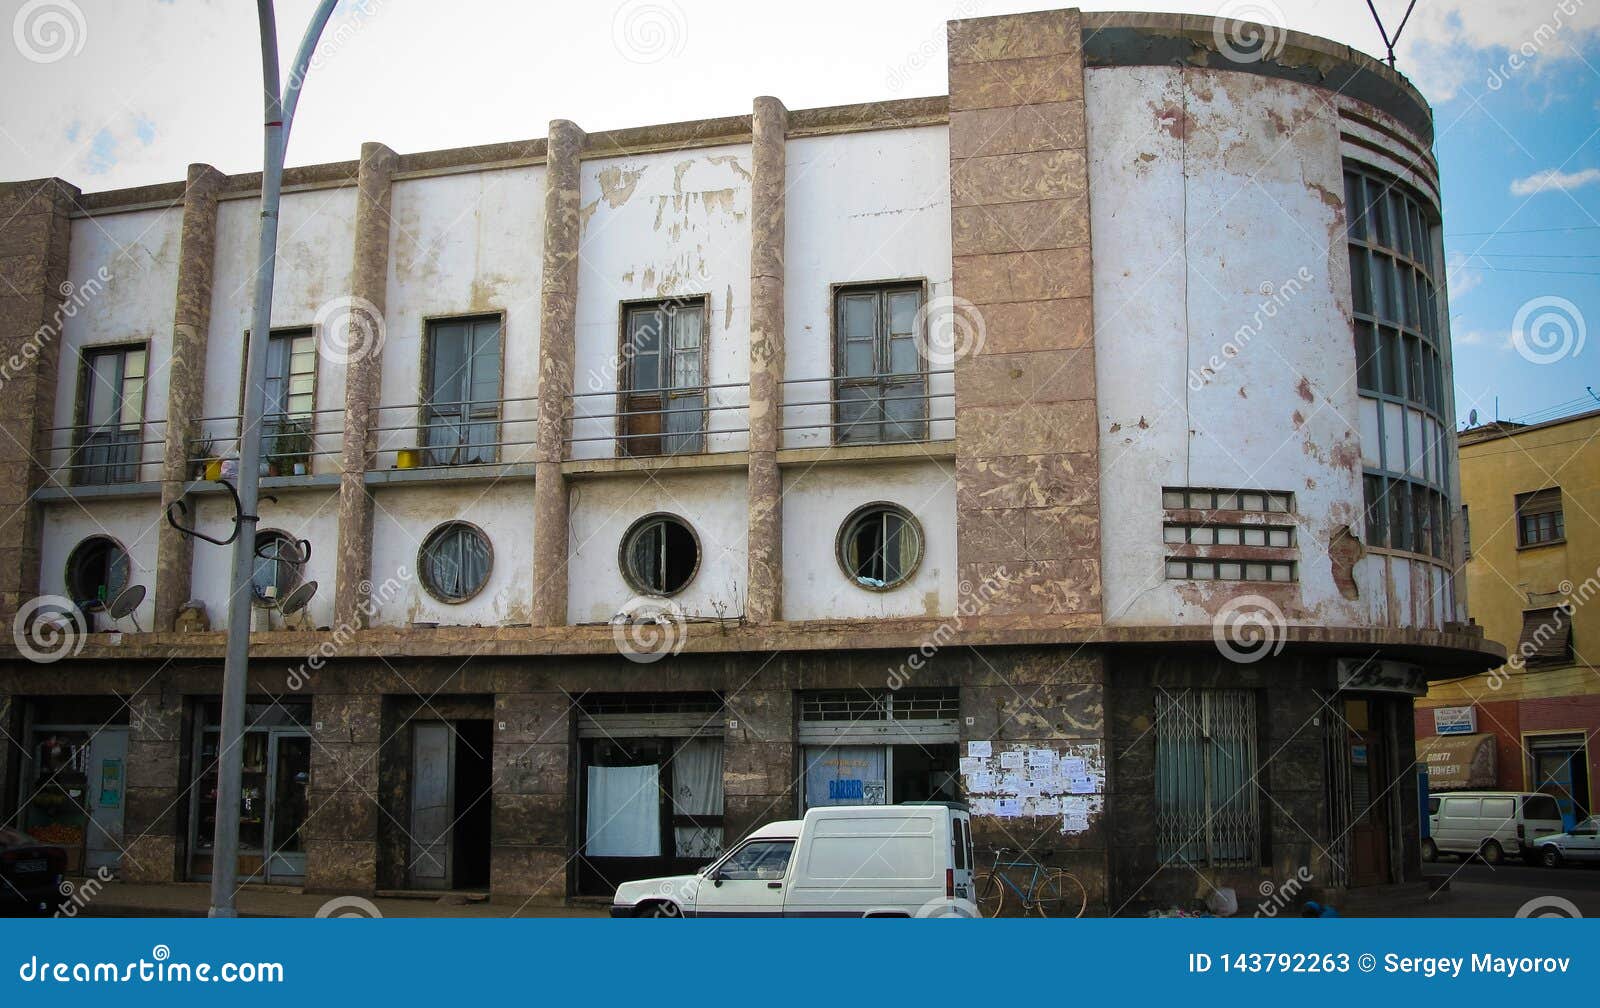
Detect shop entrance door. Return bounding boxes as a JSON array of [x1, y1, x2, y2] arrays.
[[23, 725, 128, 875], [1345, 699, 1392, 887], [264, 733, 309, 880], [1530, 735, 1591, 830]]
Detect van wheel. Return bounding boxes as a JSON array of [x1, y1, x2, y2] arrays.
[[1480, 840, 1505, 865], [1421, 839, 1437, 863], [642, 901, 681, 918], [1541, 848, 1563, 869]]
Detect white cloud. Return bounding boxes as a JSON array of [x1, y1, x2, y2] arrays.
[[1510, 167, 1600, 195]]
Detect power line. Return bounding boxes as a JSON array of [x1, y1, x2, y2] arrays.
[[1446, 224, 1600, 238]]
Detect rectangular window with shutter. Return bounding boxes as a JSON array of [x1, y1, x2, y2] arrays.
[[1515, 488, 1564, 548], [834, 282, 926, 444], [423, 316, 502, 466], [1515, 607, 1573, 666], [1155, 688, 1261, 866]]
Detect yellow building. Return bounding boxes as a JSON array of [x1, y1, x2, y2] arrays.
[[1416, 407, 1600, 826]]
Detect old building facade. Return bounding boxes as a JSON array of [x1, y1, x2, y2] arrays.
[[1415, 409, 1600, 830], [0, 9, 1499, 913]]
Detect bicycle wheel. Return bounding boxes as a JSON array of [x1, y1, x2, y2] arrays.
[[1034, 869, 1088, 918], [974, 871, 1008, 918]]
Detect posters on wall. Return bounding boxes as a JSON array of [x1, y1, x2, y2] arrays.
[[960, 741, 1106, 834]]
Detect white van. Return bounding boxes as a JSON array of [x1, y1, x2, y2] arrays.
[[610, 802, 976, 918], [1424, 791, 1565, 864]]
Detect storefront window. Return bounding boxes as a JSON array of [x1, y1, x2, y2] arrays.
[[187, 702, 310, 885], [797, 689, 960, 811]]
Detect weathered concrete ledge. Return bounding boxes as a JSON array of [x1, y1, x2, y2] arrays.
[[0, 621, 1505, 672]]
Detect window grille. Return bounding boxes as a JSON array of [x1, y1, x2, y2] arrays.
[[1154, 688, 1260, 866]]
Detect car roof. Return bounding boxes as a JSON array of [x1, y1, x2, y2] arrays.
[[749, 820, 803, 840]]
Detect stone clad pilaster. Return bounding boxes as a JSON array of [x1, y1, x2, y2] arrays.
[[947, 9, 1103, 623], [531, 121, 584, 627], [333, 143, 398, 629], [745, 97, 788, 624], [0, 178, 80, 623], [154, 164, 227, 631]]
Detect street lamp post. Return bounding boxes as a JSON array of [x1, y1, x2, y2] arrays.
[[208, 0, 340, 919]]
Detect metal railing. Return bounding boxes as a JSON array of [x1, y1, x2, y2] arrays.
[[42, 419, 168, 487], [36, 370, 956, 489]]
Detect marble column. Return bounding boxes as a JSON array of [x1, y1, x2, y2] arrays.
[[333, 143, 398, 629], [530, 121, 584, 627], [745, 97, 788, 625], [155, 164, 227, 631]]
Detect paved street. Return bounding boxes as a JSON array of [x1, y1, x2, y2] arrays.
[[1411, 861, 1600, 918]]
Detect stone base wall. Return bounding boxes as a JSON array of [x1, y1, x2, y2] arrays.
[[0, 644, 1423, 911], [1106, 650, 1347, 916]]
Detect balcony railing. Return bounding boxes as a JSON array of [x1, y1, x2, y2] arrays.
[[42, 419, 168, 488], [35, 371, 955, 493]]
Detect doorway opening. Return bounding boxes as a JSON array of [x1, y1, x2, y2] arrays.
[[407, 719, 492, 891], [1528, 733, 1591, 829]]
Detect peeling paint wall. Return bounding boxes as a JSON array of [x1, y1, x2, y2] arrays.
[[572, 147, 751, 459], [567, 471, 747, 623], [380, 167, 544, 467], [785, 127, 955, 447], [1088, 66, 1435, 629]]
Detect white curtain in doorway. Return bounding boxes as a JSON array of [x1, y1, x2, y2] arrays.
[[585, 764, 661, 857], [672, 738, 724, 858]]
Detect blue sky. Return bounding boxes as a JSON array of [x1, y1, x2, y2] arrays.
[[1430, 36, 1600, 426], [0, 0, 1596, 423]]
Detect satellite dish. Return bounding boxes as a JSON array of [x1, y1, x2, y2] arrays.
[[107, 584, 146, 632], [1468, 408, 1479, 426], [280, 580, 317, 616]]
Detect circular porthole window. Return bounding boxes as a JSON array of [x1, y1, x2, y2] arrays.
[[252, 530, 305, 604], [837, 503, 922, 591], [65, 536, 130, 609], [418, 521, 493, 603], [620, 513, 700, 596]]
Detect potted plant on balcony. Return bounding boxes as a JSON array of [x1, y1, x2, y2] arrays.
[[271, 419, 313, 477], [189, 435, 218, 482]]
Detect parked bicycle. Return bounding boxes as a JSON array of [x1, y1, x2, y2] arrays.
[[974, 847, 1087, 918]]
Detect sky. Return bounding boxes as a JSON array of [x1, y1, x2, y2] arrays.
[[0, 0, 1596, 425]]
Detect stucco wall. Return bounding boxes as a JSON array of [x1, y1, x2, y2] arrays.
[[1087, 64, 1448, 631]]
